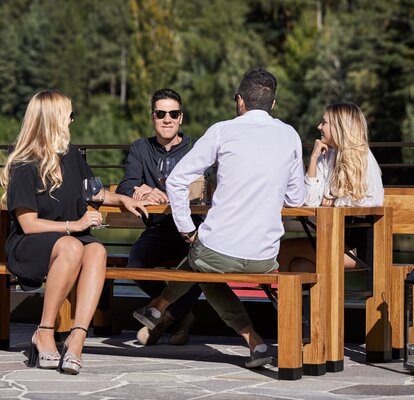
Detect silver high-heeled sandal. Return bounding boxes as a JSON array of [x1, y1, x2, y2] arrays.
[[27, 326, 61, 369], [57, 326, 88, 375]]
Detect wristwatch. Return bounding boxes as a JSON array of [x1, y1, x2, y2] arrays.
[[180, 229, 197, 242]]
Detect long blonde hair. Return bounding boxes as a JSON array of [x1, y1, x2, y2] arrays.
[[328, 102, 369, 201], [1, 90, 72, 197]]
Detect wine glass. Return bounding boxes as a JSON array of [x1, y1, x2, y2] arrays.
[[157, 157, 176, 187], [82, 177, 109, 229]]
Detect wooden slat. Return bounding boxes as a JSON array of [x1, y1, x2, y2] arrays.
[[104, 267, 318, 285], [343, 207, 385, 217], [384, 187, 414, 195], [0, 264, 10, 275], [105, 212, 146, 229]]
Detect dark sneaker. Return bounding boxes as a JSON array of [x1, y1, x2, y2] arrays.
[[133, 307, 162, 330], [169, 311, 196, 346], [245, 346, 272, 369]]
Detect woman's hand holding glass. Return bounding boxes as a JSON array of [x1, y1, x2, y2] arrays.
[[77, 210, 104, 230]]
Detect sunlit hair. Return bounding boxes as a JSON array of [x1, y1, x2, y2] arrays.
[[1, 90, 72, 198], [328, 102, 369, 201]]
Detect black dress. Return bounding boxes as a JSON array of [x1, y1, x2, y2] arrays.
[[6, 144, 99, 291]]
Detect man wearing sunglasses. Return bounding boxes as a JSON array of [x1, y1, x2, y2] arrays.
[[116, 88, 202, 346]]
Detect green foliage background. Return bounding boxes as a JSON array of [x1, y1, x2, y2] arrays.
[[0, 0, 413, 184]]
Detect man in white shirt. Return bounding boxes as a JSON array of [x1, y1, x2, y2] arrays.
[[134, 67, 305, 368]]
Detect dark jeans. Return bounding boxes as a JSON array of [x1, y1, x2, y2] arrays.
[[127, 220, 202, 320]]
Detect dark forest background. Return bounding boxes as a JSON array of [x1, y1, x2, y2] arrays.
[[0, 0, 413, 183]]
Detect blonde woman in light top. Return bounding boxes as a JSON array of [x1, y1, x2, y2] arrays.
[[278, 102, 384, 272]]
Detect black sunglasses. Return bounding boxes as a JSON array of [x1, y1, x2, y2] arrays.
[[234, 93, 241, 102], [153, 110, 182, 120], [69, 111, 74, 121]]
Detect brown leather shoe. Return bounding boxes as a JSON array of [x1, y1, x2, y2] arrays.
[[169, 312, 196, 346]]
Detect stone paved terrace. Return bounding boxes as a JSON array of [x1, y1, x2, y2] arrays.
[[0, 323, 414, 399]]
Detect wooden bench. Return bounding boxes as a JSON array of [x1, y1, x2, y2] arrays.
[[0, 264, 322, 380], [0, 206, 325, 380], [384, 187, 414, 358]]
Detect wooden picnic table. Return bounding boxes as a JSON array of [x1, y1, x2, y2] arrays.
[[126, 204, 392, 371], [0, 203, 392, 371]]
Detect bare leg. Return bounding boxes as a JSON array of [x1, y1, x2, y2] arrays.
[[344, 253, 357, 269], [35, 237, 83, 354], [277, 238, 316, 272], [279, 237, 357, 271], [67, 242, 107, 359]]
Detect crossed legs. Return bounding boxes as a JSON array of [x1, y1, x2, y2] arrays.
[[35, 237, 106, 360]]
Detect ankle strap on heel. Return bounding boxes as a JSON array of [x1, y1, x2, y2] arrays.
[[37, 325, 55, 330], [71, 326, 88, 336]]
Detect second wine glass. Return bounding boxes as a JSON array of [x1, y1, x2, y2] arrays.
[[157, 158, 176, 186]]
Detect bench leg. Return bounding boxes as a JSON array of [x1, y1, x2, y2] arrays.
[[303, 273, 326, 375], [391, 265, 414, 359], [316, 208, 345, 372], [278, 274, 302, 380], [0, 275, 10, 349]]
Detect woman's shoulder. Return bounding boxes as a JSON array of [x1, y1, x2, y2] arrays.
[[10, 161, 37, 176], [63, 144, 85, 162]]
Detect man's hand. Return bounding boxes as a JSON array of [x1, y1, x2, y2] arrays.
[[181, 230, 198, 244], [134, 185, 169, 204], [120, 196, 156, 218], [132, 184, 153, 200]]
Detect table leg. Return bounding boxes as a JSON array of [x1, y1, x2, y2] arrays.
[[316, 208, 344, 372], [303, 273, 326, 375], [278, 274, 302, 380], [365, 207, 392, 362]]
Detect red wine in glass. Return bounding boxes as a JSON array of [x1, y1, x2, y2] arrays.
[[82, 177, 108, 229], [87, 199, 104, 210], [157, 158, 176, 187]]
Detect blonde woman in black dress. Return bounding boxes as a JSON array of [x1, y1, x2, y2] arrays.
[[1, 90, 149, 374]]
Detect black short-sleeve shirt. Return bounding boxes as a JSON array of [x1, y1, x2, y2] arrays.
[[5, 144, 99, 291]]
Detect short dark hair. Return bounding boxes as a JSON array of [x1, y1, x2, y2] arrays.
[[151, 88, 182, 111], [236, 67, 277, 113]]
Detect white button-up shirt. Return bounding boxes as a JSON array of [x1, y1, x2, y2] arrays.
[[166, 110, 304, 260]]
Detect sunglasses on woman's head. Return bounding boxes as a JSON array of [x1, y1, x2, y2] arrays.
[[153, 110, 181, 120]]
